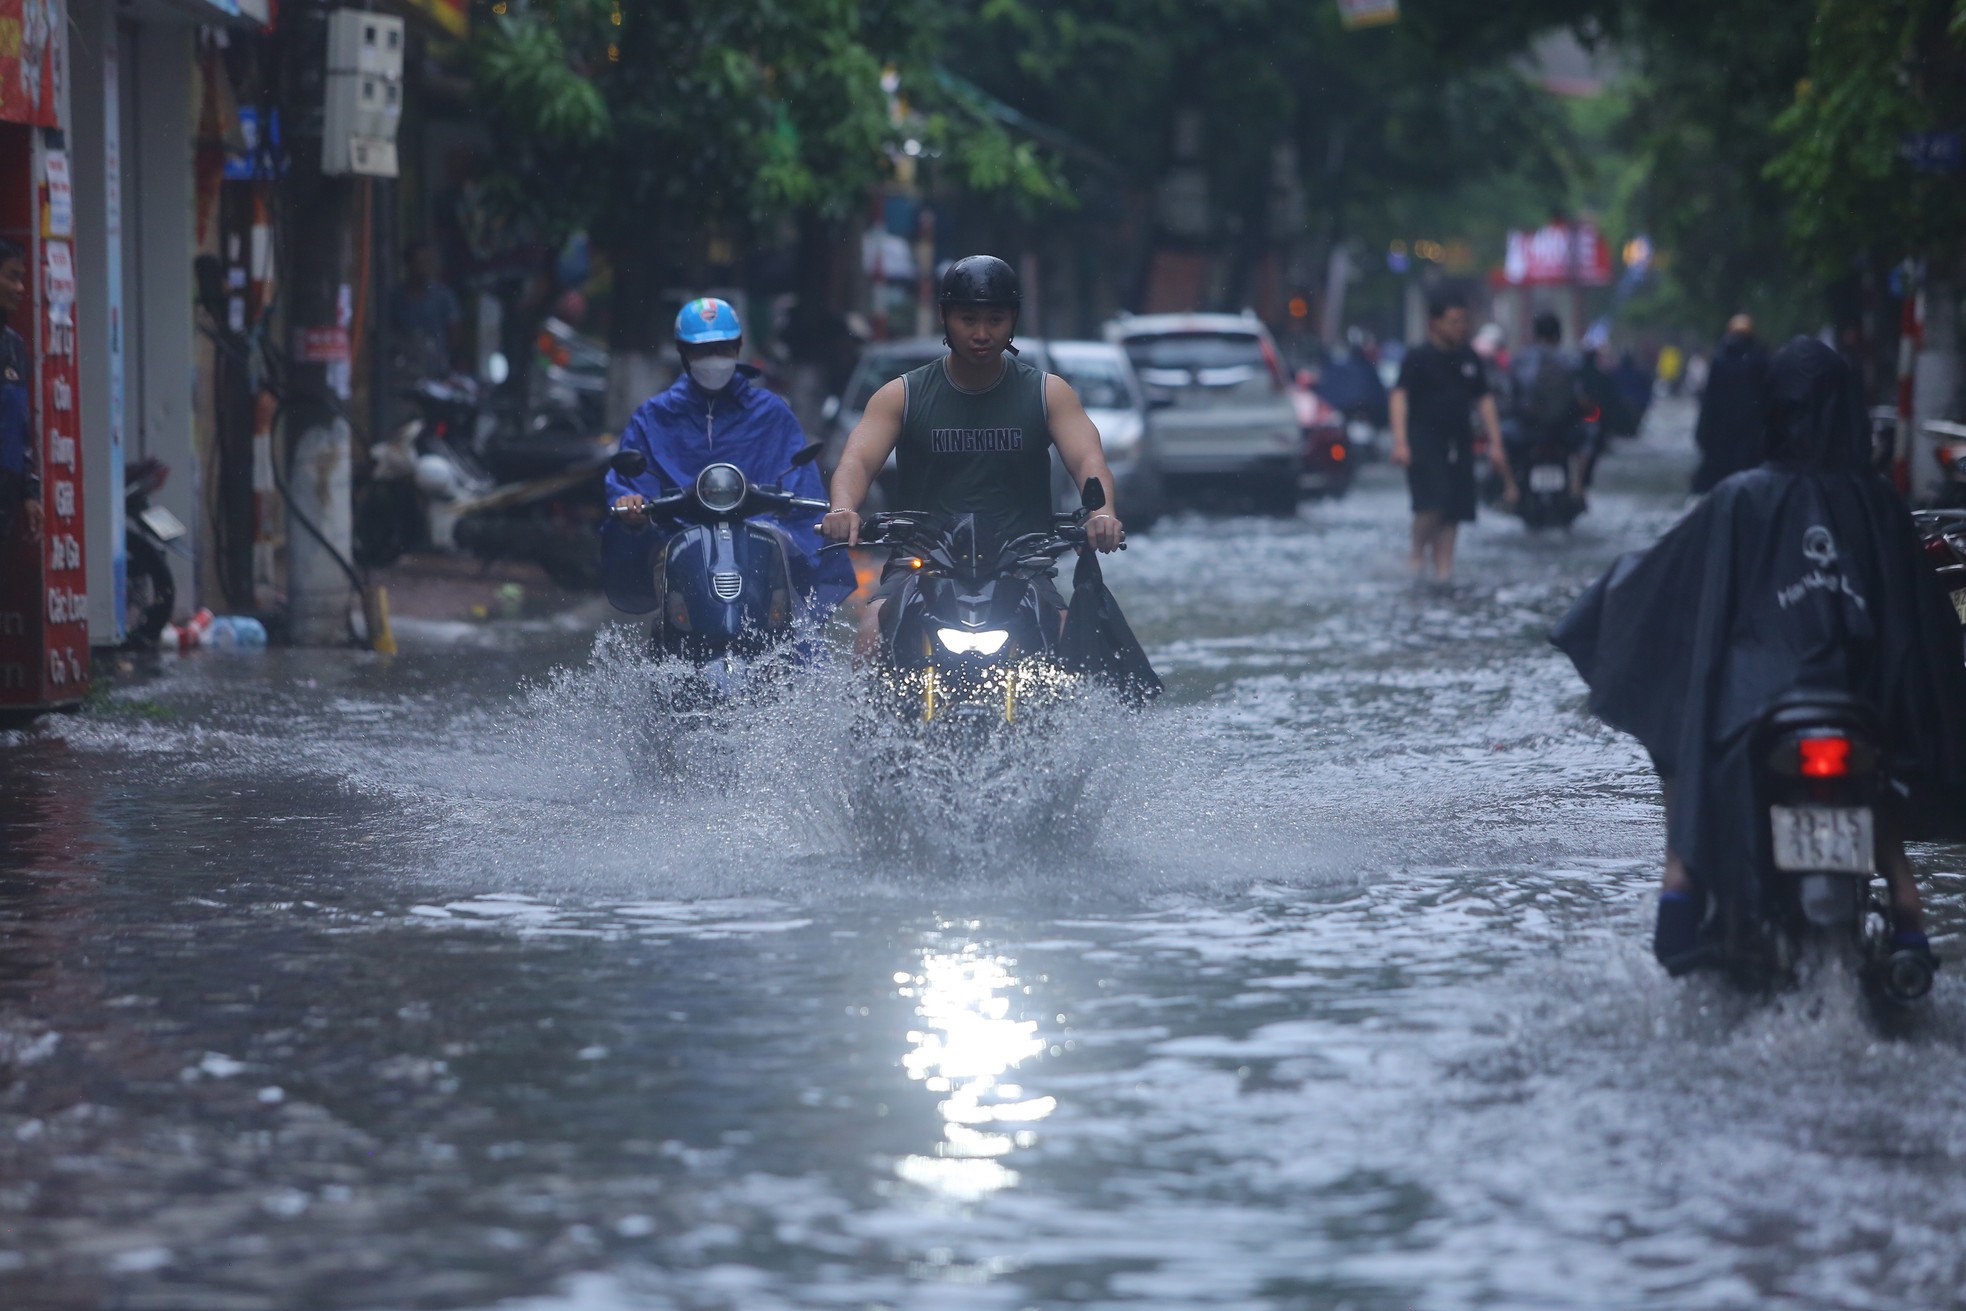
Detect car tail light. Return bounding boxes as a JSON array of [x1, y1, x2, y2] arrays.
[[1585, 405, 1602, 424], [1799, 736, 1851, 778], [1331, 443, 1347, 462]]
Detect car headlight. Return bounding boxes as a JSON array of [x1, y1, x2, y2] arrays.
[[935, 627, 1009, 655]]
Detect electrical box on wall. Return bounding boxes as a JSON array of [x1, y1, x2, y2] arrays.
[[322, 11, 404, 177]]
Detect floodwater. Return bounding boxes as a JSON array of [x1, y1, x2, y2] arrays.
[[4, 399, 1964, 1311]]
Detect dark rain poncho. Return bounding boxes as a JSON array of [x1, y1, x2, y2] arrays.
[[1552, 338, 1966, 903], [1060, 547, 1162, 706]]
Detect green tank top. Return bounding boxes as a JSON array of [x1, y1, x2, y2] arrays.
[[896, 354, 1054, 541]]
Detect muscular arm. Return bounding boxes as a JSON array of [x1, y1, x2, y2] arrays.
[[821, 378, 906, 545], [1046, 374, 1124, 552]]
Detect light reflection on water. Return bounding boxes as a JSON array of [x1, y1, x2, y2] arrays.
[[896, 942, 1057, 1200]]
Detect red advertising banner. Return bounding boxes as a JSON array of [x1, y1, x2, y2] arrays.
[[1501, 221, 1613, 288], [0, 0, 60, 128], [0, 154, 87, 710]]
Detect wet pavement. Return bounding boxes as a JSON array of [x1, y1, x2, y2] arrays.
[[4, 398, 1965, 1311]]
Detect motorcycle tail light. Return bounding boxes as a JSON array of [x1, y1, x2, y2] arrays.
[[1799, 736, 1851, 778], [1331, 443, 1347, 461], [1585, 405, 1602, 424]]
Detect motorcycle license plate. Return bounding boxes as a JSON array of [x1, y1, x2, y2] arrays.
[[1770, 805, 1874, 874], [1528, 465, 1567, 494]]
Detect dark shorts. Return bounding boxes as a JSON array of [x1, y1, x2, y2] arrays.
[[1406, 443, 1477, 522]]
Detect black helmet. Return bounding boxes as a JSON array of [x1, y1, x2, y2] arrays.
[[938, 255, 1021, 307]]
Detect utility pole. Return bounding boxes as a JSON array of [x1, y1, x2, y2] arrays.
[[278, 0, 356, 645]]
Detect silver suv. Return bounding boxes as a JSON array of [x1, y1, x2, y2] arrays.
[[1105, 312, 1302, 514]]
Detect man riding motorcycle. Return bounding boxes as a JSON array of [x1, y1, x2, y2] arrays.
[[605, 297, 851, 611], [819, 256, 1125, 647], [1553, 338, 1966, 975], [1507, 311, 1590, 496]]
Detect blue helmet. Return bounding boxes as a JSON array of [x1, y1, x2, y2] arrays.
[[676, 297, 743, 345]]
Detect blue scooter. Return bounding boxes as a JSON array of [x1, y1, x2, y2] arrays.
[[601, 445, 837, 666]]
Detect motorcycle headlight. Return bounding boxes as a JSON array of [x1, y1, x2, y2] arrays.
[[695, 463, 747, 513], [936, 627, 1009, 655]]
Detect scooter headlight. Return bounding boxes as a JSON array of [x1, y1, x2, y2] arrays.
[[695, 463, 747, 513], [936, 627, 1009, 655]]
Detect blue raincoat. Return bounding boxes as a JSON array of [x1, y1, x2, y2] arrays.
[[601, 365, 852, 612]]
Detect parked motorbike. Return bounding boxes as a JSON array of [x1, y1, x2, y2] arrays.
[[533, 314, 609, 438], [603, 446, 832, 666], [357, 360, 615, 589], [1913, 507, 1966, 629], [841, 480, 1109, 732], [1926, 418, 1966, 509], [1688, 690, 1933, 1006], [123, 457, 182, 647]]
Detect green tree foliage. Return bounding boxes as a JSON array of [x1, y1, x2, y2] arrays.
[[465, 0, 1063, 346], [1766, 0, 1966, 275]]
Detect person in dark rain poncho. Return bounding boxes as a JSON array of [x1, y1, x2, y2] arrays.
[[1552, 337, 1966, 972]]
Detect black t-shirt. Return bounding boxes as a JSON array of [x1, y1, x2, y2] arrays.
[[1396, 341, 1488, 455]]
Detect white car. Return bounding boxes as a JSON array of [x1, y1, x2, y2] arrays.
[[1044, 339, 1163, 529], [1105, 311, 1303, 514]]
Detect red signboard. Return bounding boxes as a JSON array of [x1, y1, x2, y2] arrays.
[[0, 145, 87, 711], [1501, 221, 1613, 288], [0, 0, 60, 128]]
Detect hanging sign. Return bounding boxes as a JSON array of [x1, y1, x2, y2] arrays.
[[42, 148, 70, 237], [1502, 221, 1613, 287]]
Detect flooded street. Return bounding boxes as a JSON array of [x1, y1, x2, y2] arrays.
[[5, 400, 1965, 1311]]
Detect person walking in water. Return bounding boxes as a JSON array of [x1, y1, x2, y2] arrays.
[[1390, 290, 1512, 580]]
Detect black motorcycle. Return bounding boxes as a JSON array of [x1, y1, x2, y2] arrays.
[[1689, 690, 1934, 1006], [602, 446, 833, 669], [1511, 437, 1586, 530], [842, 480, 1109, 731], [1914, 508, 1966, 632], [123, 457, 181, 647]]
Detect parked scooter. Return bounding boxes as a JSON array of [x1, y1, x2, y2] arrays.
[[123, 457, 182, 647], [356, 356, 616, 588], [842, 479, 1111, 733], [1913, 508, 1966, 630], [601, 445, 833, 669], [1683, 690, 1934, 1007]]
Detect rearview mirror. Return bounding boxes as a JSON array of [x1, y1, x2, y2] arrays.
[[1080, 477, 1107, 511], [791, 442, 824, 468], [610, 449, 648, 477]]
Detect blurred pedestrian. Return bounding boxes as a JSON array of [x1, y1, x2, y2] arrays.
[[1391, 290, 1511, 580], [0, 239, 42, 554], [389, 240, 463, 381], [1690, 314, 1769, 494], [1656, 343, 1685, 396]]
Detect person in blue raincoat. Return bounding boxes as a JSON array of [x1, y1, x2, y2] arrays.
[[602, 297, 851, 614]]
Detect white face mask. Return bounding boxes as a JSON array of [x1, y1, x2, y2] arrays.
[[689, 356, 739, 392]]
